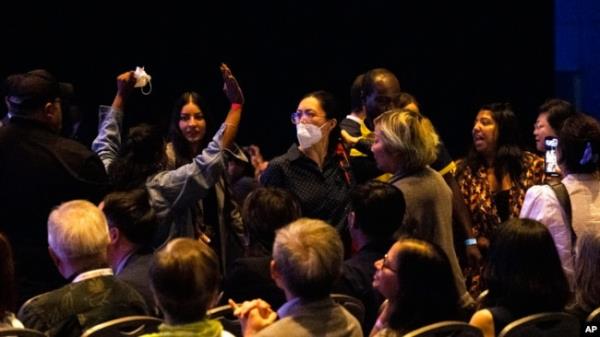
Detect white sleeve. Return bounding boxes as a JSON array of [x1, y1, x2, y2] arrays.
[[520, 185, 574, 285]]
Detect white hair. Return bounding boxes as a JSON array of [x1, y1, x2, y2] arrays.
[[48, 200, 109, 260]]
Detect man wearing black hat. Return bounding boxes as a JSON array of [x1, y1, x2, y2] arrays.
[[0, 69, 107, 305]]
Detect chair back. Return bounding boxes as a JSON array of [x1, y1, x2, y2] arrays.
[[80, 315, 163, 337], [207, 305, 241, 337], [0, 328, 47, 337], [498, 312, 579, 337], [330, 293, 366, 326], [587, 306, 600, 323], [402, 321, 483, 337]]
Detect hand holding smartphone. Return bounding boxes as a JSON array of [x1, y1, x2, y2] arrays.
[[544, 136, 560, 177]]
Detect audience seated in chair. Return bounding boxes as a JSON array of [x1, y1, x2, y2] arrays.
[[232, 218, 362, 337], [222, 187, 301, 309], [141, 238, 236, 337], [469, 219, 569, 337], [332, 180, 405, 333], [102, 188, 158, 313], [370, 238, 464, 337], [17, 200, 148, 337]]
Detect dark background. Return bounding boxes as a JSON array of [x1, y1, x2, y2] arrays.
[[1, 1, 554, 160]]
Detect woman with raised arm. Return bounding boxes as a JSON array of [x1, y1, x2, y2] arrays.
[[92, 64, 246, 270]]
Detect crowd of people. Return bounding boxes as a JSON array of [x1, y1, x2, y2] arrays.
[[0, 65, 598, 337]]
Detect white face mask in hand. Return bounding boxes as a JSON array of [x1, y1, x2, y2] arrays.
[[133, 66, 152, 95], [296, 123, 325, 149]]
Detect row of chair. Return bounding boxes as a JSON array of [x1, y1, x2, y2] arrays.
[[403, 312, 579, 337], [1, 302, 598, 337]]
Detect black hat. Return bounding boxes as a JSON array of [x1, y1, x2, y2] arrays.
[[4, 69, 73, 111]]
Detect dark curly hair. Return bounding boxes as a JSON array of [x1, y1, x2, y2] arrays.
[[108, 124, 166, 190], [459, 102, 524, 182]]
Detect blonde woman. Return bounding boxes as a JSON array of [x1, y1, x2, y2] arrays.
[[372, 109, 472, 307]]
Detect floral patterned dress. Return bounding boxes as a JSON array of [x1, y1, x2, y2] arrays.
[[455, 151, 544, 295]]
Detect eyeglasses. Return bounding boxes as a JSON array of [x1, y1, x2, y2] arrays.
[[290, 110, 324, 124], [376, 254, 397, 273]]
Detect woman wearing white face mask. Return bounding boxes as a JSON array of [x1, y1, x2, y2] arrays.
[[260, 91, 353, 233]]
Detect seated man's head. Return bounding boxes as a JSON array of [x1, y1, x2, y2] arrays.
[[102, 188, 157, 267], [47, 200, 110, 279], [150, 238, 220, 325], [243, 187, 301, 255], [348, 181, 405, 243], [271, 218, 343, 300], [4, 69, 73, 132]]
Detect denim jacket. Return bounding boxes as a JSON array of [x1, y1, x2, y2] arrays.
[[91, 105, 234, 249]]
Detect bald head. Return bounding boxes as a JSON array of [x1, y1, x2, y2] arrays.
[[362, 68, 401, 125]]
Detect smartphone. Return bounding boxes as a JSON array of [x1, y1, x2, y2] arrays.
[[544, 136, 560, 176]]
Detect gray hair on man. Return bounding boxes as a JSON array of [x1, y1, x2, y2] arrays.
[[272, 218, 343, 299], [48, 200, 109, 260]]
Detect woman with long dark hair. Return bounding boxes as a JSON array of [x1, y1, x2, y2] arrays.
[[370, 238, 461, 336], [455, 103, 544, 295], [93, 64, 246, 270], [470, 218, 569, 337], [161, 88, 247, 269], [457, 103, 544, 246]]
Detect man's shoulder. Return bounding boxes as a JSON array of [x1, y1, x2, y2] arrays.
[[257, 300, 361, 337], [54, 136, 99, 159], [21, 276, 130, 308], [118, 254, 152, 278], [259, 311, 361, 337], [20, 276, 147, 337], [18, 283, 74, 328], [0, 123, 98, 161]]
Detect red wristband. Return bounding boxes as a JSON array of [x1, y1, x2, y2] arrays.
[[231, 103, 242, 110]]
